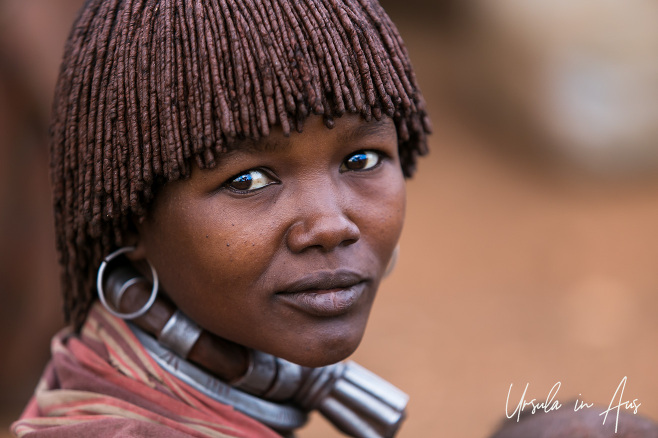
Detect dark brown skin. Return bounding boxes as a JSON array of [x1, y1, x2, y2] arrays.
[[129, 114, 405, 368]]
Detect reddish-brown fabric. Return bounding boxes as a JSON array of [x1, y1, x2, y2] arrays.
[[12, 304, 281, 437]]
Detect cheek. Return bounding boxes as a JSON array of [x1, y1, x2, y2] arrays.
[[139, 200, 278, 306], [384, 180, 406, 253], [358, 174, 406, 265], [387, 177, 407, 233]]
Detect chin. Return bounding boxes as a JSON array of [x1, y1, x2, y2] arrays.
[[275, 323, 367, 368]]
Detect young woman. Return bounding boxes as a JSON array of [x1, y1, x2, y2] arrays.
[[13, 0, 430, 436]]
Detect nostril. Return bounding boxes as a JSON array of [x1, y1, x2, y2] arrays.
[[341, 237, 359, 247]]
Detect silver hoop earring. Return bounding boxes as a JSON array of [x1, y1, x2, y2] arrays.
[[96, 246, 159, 320]]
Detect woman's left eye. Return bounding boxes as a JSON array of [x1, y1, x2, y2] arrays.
[[224, 169, 277, 192], [340, 151, 382, 172]]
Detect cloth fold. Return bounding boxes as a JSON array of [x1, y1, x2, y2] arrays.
[[11, 303, 281, 437]]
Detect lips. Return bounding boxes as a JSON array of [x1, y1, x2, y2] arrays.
[[276, 270, 369, 317]]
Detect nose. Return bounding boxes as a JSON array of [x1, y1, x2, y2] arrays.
[[286, 187, 361, 253]]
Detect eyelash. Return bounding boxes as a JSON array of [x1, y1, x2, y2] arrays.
[[222, 150, 385, 194], [340, 150, 384, 173], [222, 168, 279, 194]]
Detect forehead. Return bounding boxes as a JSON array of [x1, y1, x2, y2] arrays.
[[226, 114, 397, 154]]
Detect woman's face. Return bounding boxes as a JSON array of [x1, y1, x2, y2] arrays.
[[135, 114, 405, 367]]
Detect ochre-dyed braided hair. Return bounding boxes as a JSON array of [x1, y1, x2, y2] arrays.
[[52, 0, 431, 329]]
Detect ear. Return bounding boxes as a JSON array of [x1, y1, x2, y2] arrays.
[[123, 215, 148, 262]]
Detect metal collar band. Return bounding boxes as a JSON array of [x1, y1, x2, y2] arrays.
[[130, 324, 308, 433], [130, 324, 408, 437]]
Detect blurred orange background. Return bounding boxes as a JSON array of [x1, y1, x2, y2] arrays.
[[2, 1, 658, 437]]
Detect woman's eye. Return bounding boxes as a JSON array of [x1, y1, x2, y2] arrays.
[[224, 169, 276, 192], [340, 151, 381, 172]]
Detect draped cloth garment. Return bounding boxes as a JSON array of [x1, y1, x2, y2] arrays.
[[11, 303, 281, 437]]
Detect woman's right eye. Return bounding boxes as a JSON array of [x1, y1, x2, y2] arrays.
[[223, 169, 277, 192]]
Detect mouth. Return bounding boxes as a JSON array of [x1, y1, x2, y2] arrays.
[[275, 270, 369, 317]]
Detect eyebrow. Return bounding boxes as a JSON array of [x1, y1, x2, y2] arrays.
[[226, 117, 396, 154], [228, 136, 287, 153], [343, 118, 397, 142]]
